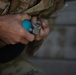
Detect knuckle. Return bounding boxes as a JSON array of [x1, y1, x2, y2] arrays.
[[16, 14, 21, 20], [19, 30, 25, 35], [29, 36, 35, 42], [15, 38, 21, 43], [7, 40, 17, 45], [11, 41, 16, 45], [42, 20, 49, 27]]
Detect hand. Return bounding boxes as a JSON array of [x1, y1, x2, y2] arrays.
[[0, 14, 34, 45], [31, 17, 50, 41]]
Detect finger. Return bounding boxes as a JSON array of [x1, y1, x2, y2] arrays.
[[21, 28, 35, 42], [35, 28, 45, 41], [44, 27, 50, 37], [35, 36, 41, 41], [31, 16, 37, 23], [10, 34, 29, 44], [41, 19, 49, 28], [25, 31, 35, 42], [35, 27, 50, 41], [20, 38, 29, 44], [16, 22, 35, 42], [40, 28, 45, 37]]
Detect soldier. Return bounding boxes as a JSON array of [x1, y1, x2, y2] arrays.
[[0, 0, 64, 75]]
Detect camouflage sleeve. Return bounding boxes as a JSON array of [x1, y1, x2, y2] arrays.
[[38, 0, 64, 18], [0, 0, 10, 15], [24, 0, 64, 56]]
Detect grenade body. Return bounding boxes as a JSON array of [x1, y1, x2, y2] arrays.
[[22, 20, 41, 35]]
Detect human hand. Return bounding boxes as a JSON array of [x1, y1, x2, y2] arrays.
[[0, 14, 34, 45], [31, 17, 50, 41]]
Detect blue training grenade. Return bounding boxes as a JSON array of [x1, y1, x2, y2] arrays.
[[22, 20, 32, 32], [22, 20, 41, 35]]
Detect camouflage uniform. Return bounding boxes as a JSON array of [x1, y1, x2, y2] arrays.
[[0, 0, 64, 75]]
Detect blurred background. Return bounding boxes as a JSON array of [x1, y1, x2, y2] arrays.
[[28, 0, 76, 75]]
